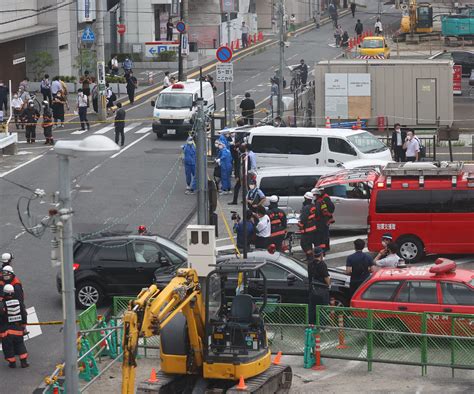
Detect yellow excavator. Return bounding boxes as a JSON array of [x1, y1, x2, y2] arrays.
[[400, 0, 433, 35], [121, 261, 292, 393]]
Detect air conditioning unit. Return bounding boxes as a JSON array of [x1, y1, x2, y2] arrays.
[[186, 225, 216, 277]]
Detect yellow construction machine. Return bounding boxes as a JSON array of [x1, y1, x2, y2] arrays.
[[400, 0, 433, 35], [121, 261, 292, 393]]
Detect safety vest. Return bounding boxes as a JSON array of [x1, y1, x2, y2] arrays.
[[0, 298, 26, 337], [317, 195, 335, 225], [268, 208, 287, 237], [298, 203, 317, 234], [43, 110, 53, 128]]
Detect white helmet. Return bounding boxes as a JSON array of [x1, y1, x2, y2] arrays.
[[269, 195, 279, 203], [311, 187, 322, 196], [3, 284, 14, 294], [1, 252, 13, 263], [2, 265, 14, 274], [304, 191, 313, 200]]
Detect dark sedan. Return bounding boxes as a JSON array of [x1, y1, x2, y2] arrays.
[[429, 50, 474, 75]]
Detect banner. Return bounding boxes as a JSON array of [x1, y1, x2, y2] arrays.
[[78, 0, 97, 23]]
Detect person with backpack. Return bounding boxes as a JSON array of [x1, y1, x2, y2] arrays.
[[403, 130, 420, 162], [105, 83, 117, 115], [411, 129, 426, 160], [40, 74, 52, 104]]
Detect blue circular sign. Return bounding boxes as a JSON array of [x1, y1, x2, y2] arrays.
[[176, 21, 186, 33], [216, 46, 233, 63]]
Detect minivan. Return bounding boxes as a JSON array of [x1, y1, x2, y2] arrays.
[[151, 80, 215, 138], [247, 126, 392, 168]]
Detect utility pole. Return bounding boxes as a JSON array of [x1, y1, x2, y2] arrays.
[[316, 0, 320, 29], [96, 0, 107, 121], [58, 155, 79, 394], [196, 95, 208, 225], [227, 13, 233, 126], [178, 0, 188, 81], [277, 0, 284, 117], [119, 0, 125, 53]]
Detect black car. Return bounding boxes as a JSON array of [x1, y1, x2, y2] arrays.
[[154, 250, 351, 307], [430, 50, 474, 75], [56, 234, 187, 309]]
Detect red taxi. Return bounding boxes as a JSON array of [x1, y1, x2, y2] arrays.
[[351, 259, 474, 344]]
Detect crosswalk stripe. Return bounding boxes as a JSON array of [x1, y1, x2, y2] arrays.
[[124, 122, 142, 133], [135, 127, 152, 134], [71, 129, 88, 135], [94, 126, 114, 134]]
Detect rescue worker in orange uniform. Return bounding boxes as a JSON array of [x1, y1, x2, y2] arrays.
[[0, 284, 29, 368], [299, 192, 318, 261], [0, 266, 24, 303], [312, 187, 335, 251], [267, 195, 287, 251]]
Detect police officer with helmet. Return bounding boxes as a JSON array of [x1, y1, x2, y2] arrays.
[[267, 195, 287, 251]]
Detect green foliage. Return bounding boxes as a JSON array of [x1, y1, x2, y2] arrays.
[[74, 49, 98, 77], [105, 75, 127, 83], [112, 53, 141, 62], [156, 50, 177, 62], [54, 75, 77, 83], [30, 51, 54, 81]]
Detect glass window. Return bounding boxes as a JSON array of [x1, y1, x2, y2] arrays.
[[162, 248, 186, 266], [396, 281, 438, 304], [260, 263, 290, 280], [451, 190, 474, 213], [289, 137, 322, 155], [326, 183, 368, 199], [347, 132, 388, 154], [156, 93, 193, 109], [431, 190, 452, 213], [260, 176, 290, 196], [328, 138, 357, 156], [441, 282, 474, 305], [293, 176, 319, 196], [132, 242, 161, 264], [74, 243, 92, 264], [251, 136, 289, 154], [361, 281, 401, 301], [362, 39, 383, 48], [326, 184, 348, 198], [95, 242, 128, 262], [375, 190, 432, 213]]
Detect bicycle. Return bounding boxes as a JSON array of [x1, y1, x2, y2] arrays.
[[288, 66, 301, 93]]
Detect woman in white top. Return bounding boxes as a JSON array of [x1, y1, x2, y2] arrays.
[[11, 93, 24, 129], [374, 242, 400, 268], [254, 206, 271, 249], [374, 18, 383, 35]]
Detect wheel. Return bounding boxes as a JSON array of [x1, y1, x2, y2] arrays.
[[156, 132, 164, 139], [290, 78, 297, 93], [397, 236, 424, 264], [332, 294, 348, 307], [75, 281, 104, 309], [376, 319, 410, 347]]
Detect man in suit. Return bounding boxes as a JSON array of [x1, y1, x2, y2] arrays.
[[391, 123, 406, 162]]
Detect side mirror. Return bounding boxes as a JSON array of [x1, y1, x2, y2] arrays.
[[151, 100, 155, 107], [287, 274, 297, 284], [358, 45, 361, 48]]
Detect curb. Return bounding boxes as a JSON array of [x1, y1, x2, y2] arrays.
[[169, 204, 197, 241]]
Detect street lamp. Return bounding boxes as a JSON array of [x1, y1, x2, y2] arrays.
[[54, 135, 119, 393]]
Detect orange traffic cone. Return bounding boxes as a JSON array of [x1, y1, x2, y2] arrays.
[[235, 38, 240, 50], [272, 351, 282, 365], [236, 376, 248, 390], [258, 31, 263, 41], [325, 116, 331, 128], [147, 368, 159, 383]]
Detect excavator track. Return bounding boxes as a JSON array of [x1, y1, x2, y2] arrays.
[[226, 364, 293, 394]]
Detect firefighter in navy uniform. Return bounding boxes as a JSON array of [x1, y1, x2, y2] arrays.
[[0, 266, 24, 303], [313, 187, 335, 251], [267, 195, 287, 251], [298, 192, 318, 261], [0, 284, 29, 368]]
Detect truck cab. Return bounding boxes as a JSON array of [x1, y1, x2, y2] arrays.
[[359, 36, 390, 59]]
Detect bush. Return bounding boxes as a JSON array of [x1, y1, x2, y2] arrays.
[[30, 51, 54, 81], [156, 50, 177, 62], [54, 75, 77, 83], [112, 53, 142, 63], [105, 75, 127, 83]]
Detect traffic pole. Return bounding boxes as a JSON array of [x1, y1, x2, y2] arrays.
[[227, 13, 233, 126], [336, 313, 349, 349], [96, 0, 106, 121], [196, 91, 208, 225], [277, 0, 284, 118], [311, 334, 326, 370]]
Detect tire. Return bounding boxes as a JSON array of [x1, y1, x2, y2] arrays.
[[397, 236, 424, 264], [75, 281, 104, 309], [332, 293, 348, 307], [290, 78, 297, 93], [156, 132, 164, 139], [376, 319, 410, 348]]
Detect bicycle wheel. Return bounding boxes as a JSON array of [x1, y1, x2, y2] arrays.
[[290, 78, 297, 93]]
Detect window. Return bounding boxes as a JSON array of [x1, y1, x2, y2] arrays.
[[260, 176, 290, 196], [260, 263, 291, 280], [328, 138, 356, 156], [430, 190, 453, 213], [251, 136, 289, 154], [375, 190, 431, 213], [289, 137, 322, 155], [162, 248, 186, 266], [347, 132, 388, 154], [396, 281, 438, 304], [133, 242, 161, 264], [361, 281, 401, 301], [451, 190, 474, 213], [293, 176, 320, 196], [362, 39, 383, 48], [95, 242, 128, 262], [441, 282, 474, 305], [156, 93, 193, 109], [326, 183, 368, 199], [74, 243, 92, 264]]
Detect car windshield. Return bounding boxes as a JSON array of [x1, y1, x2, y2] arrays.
[[156, 93, 193, 109], [155, 236, 187, 257], [362, 39, 383, 49], [348, 132, 388, 154], [277, 254, 308, 278]]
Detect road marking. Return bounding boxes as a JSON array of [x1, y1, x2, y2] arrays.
[[135, 127, 151, 134], [94, 126, 114, 135], [71, 129, 88, 135], [0, 154, 46, 178], [325, 249, 368, 261], [14, 231, 26, 239], [124, 122, 141, 133], [331, 235, 367, 246], [110, 133, 151, 158], [0, 307, 42, 351], [288, 53, 299, 60]]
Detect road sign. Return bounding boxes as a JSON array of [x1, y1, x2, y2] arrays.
[[97, 61, 106, 93], [181, 33, 189, 56], [117, 24, 126, 35], [216, 63, 234, 82], [176, 21, 186, 33], [221, 0, 236, 13], [216, 46, 233, 63], [81, 26, 95, 42], [145, 42, 179, 58]]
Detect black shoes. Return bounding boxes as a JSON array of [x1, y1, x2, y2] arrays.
[[8, 361, 16, 368], [21, 359, 29, 368]]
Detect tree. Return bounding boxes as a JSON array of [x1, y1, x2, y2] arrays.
[[74, 49, 98, 77], [30, 51, 54, 81]]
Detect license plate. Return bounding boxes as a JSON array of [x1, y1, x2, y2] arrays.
[[167, 129, 176, 135]]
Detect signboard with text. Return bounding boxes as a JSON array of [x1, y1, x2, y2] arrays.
[[216, 63, 234, 82], [78, 0, 96, 23], [453, 65, 462, 95], [221, 0, 236, 13], [145, 42, 179, 58]]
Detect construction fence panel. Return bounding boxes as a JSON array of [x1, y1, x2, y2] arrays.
[[78, 304, 102, 352]]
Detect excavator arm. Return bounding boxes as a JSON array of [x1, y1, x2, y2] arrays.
[[121, 268, 205, 394]]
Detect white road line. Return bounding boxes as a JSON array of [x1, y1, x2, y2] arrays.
[[0, 154, 46, 178], [110, 132, 151, 158], [71, 129, 88, 135], [135, 127, 151, 134], [325, 248, 369, 261], [331, 235, 367, 246], [287, 53, 298, 60], [216, 92, 225, 98], [124, 122, 142, 133], [93, 126, 114, 134]]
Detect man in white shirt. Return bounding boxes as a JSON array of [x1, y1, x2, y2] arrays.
[[241, 22, 249, 48], [51, 77, 62, 98], [374, 18, 383, 35], [77, 89, 90, 131], [111, 55, 119, 76], [404, 130, 419, 162], [254, 206, 271, 249], [163, 71, 171, 88], [374, 242, 400, 268], [11, 93, 24, 129]]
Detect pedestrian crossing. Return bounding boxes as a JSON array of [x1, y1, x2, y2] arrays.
[[70, 123, 151, 136]]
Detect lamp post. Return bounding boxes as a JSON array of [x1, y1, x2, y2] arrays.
[[54, 136, 119, 393]]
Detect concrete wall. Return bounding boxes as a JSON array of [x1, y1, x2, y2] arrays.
[[0, 0, 38, 34], [314, 60, 454, 128]]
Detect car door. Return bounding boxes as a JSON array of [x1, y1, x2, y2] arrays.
[[288, 136, 324, 167], [258, 262, 307, 304], [130, 240, 167, 293], [251, 135, 290, 167], [259, 175, 290, 208], [327, 137, 358, 166], [289, 175, 321, 214], [325, 182, 370, 230]]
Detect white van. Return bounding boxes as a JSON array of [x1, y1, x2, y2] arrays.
[[247, 126, 392, 168], [151, 80, 215, 138]]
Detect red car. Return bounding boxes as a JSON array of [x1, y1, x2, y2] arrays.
[[351, 259, 474, 344]]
